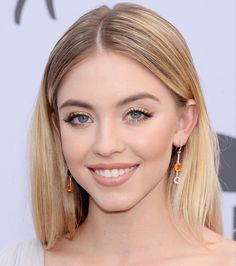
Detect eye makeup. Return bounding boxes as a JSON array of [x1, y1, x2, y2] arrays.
[[63, 112, 92, 127], [124, 107, 154, 123], [63, 106, 154, 127]]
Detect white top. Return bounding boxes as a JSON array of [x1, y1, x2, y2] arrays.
[[0, 239, 44, 266]]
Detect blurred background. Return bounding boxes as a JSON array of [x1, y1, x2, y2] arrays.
[[0, 0, 235, 247]]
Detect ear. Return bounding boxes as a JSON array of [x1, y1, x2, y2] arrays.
[[173, 99, 198, 147], [51, 112, 61, 136]]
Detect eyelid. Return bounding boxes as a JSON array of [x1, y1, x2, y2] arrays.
[[64, 111, 92, 119], [124, 106, 152, 117], [63, 105, 153, 126], [63, 111, 93, 125]]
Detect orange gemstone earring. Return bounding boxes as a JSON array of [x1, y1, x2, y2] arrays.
[[174, 146, 182, 184], [66, 174, 74, 192]]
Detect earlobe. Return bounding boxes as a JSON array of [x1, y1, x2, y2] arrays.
[[173, 99, 198, 146]]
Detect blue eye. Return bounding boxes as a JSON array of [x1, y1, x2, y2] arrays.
[[126, 108, 153, 122], [64, 113, 92, 126], [77, 114, 90, 123], [128, 110, 144, 120]]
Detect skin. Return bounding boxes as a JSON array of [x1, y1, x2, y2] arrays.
[[45, 51, 236, 265]]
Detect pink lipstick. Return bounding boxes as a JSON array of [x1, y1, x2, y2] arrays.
[[87, 163, 139, 187]]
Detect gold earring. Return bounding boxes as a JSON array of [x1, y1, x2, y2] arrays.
[[66, 174, 73, 192], [174, 146, 182, 184]]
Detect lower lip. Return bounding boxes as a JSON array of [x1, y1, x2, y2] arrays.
[[89, 166, 139, 187]]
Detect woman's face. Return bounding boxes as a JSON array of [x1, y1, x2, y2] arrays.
[[57, 51, 182, 212]]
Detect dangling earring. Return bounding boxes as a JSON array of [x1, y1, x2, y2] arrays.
[[174, 146, 182, 184], [66, 174, 73, 192]]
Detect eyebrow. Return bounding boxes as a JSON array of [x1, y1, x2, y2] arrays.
[[59, 92, 160, 111]]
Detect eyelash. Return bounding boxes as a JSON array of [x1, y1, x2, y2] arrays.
[[63, 107, 153, 127], [125, 107, 153, 123], [64, 112, 92, 127]]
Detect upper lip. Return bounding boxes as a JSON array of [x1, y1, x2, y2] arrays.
[[87, 163, 139, 170]]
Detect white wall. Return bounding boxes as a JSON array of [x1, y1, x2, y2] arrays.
[[0, 0, 235, 247]]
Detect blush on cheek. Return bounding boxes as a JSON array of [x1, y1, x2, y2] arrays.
[[130, 126, 174, 179], [60, 133, 81, 166], [60, 129, 93, 178], [62, 142, 76, 165], [133, 126, 174, 156]]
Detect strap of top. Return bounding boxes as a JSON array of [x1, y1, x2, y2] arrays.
[[0, 238, 44, 266]]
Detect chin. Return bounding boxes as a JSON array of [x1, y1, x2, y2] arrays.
[[92, 197, 137, 214]]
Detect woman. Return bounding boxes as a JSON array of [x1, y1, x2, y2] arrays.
[[1, 2, 235, 265]]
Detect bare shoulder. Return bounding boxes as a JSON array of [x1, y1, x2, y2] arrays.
[[202, 228, 236, 265], [212, 238, 236, 266], [215, 238, 236, 264], [44, 237, 71, 266], [44, 235, 87, 266]]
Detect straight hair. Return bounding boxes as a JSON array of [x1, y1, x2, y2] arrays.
[[31, 3, 222, 249]]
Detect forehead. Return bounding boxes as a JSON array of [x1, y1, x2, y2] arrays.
[[57, 51, 175, 107]]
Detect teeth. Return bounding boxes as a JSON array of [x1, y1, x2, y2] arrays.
[[94, 166, 136, 178], [119, 169, 125, 175]]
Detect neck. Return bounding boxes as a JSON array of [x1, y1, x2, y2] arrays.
[[75, 178, 190, 262]]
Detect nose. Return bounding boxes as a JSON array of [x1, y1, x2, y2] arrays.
[[92, 120, 126, 157]]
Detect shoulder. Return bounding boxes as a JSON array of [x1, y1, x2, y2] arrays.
[[213, 238, 236, 265], [202, 228, 236, 266], [0, 238, 44, 266]]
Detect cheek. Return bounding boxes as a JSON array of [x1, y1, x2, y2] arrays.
[[127, 119, 177, 181], [130, 120, 175, 160], [60, 125, 90, 167]]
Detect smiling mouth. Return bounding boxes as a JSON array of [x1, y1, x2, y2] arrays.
[[89, 165, 139, 179], [88, 164, 139, 187]]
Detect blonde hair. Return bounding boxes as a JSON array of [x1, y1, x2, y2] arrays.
[[31, 3, 223, 249]]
